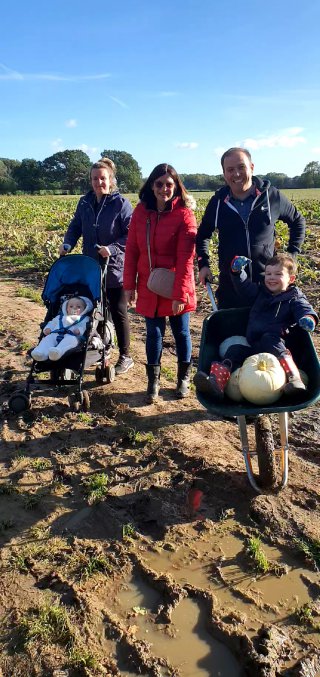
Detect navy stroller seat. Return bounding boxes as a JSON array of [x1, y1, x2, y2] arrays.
[[8, 255, 116, 414]]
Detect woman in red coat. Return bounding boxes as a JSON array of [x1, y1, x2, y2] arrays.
[[123, 163, 197, 402]]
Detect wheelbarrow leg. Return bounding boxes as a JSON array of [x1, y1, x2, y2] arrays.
[[278, 412, 289, 488], [237, 415, 262, 493]]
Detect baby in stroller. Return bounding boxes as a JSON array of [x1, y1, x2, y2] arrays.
[[31, 296, 93, 362]]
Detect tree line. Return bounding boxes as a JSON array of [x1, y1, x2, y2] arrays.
[[0, 150, 319, 194]]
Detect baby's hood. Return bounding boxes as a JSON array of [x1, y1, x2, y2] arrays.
[[62, 296, 93, 317]]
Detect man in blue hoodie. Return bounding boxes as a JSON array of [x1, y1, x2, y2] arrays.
[[196, 148, 306, 309]]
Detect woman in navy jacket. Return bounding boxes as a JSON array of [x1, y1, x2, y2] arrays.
[[59, 157, 134, 375]]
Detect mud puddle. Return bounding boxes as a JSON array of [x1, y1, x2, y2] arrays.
[[116, 576, 241, 676], [138, 520, 320, 636]]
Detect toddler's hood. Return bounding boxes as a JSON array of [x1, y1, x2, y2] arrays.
[[62, 296, 93, 316]]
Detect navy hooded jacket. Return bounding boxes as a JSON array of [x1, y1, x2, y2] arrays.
[[63, 190, 132, 288], [231, 270, 318, 345], [196, 177, 306, 308]]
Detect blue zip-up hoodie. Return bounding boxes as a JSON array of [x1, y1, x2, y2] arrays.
[[196, 177, 306, 308], [231, 270, 318, 344], [63, 190, 133, 288]]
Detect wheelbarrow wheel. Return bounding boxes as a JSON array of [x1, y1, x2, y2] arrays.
[[255, 415, 277, 488]]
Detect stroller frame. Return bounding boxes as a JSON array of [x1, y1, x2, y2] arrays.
[[8, 255, 115, 414]]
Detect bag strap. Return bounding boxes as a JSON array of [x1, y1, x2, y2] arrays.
[[146, 217, 153, 272]]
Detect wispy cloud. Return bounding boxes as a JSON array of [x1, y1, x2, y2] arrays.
[[49, 140, 98, 158], [0, 63, 111, 82], [109, 96, 128, 109], [51, 138, 63, 151], [65, 119, 77, 128], [175, 142, 198, 150], [157, 91, 179, 97], [241, 127, 306, 150], [311, 146, 320, 154], [79, 144, 98, 156]]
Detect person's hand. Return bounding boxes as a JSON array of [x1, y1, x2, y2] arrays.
[[124, 290, 136, 306], [299, 315, 316, 332], [73, 328, 80, 335], [59, 243, 71, 256], [43, 328, 51, 335], [97, 245, 110, 259], [198, 266, 213, 285], [172, 300, 185, 315], [230, 256, 251, 273]]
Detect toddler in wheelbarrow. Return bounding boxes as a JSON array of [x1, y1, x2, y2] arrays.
[[194, 253, 318, 401], [8, 254, 115, 414], [193, 253, 319, 492]]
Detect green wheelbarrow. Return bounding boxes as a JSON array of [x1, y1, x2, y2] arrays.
[[195, 285, 320, 493]]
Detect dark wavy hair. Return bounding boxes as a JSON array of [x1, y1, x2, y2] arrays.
[[139, 163, 189, 210]]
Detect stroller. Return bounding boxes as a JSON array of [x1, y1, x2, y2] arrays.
[[8, 255, 115, 414]]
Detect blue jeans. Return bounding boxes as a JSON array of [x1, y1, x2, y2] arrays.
[[145, 313, 192, 365]]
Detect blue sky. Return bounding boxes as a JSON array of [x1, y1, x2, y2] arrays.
[[1, 0, 320, 178]]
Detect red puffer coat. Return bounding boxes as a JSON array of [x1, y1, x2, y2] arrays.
[[123, 198, 197, 317]]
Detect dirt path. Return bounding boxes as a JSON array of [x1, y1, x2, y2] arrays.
[[0, 273, 319, 677]]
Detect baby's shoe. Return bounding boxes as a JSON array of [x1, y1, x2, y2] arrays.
[[31, 349, 47, 361], [48, 348, 62, 361], [194, 359, 231, 401]]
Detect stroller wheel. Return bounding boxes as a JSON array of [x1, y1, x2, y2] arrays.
[[8, 391, 31, 414], [105, 365, 116, 384], [95, 365, 115, 385], [95, 366, 104, 385], [68, 393, 80, 412], [81, 390, 90, 412]]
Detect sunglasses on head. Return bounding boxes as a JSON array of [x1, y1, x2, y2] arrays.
[[154, 180, 175, 189]]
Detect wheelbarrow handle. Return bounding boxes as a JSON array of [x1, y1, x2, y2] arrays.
[[205, 281, 218, 312]]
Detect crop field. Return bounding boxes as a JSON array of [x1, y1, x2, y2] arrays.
[[0, 191, 320, 278], [0, 193, 319, 676]]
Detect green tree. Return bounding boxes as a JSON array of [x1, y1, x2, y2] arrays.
[[100, 150, 142, 192], [0, 159, 17, 193], [263, 172, 289, 189], [42, 150, 91, 193], [13, 159, 44, 193], [301, 161, 320, 188]]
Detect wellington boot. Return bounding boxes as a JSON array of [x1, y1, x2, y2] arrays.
[[279, 351, 306, 395], [146, 364, 161, 403], [176, 362, 192, 399]]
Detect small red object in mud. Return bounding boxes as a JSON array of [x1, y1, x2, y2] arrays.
[[187, 488, 204, 515]]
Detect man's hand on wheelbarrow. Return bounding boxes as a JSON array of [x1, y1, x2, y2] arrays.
[[299, 315, 316, 332], [230, 255, 251, 273], [198, 265, 213, 285]]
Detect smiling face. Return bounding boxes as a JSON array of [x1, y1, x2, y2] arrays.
[[152, 172, 176, 211], [67, 298, 86, 315], [264, 264, 295, 295], [91, 168, 111, 199], [223, 150, 254, 198]]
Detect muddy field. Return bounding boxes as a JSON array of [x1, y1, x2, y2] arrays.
[[0, 264, 319, 677]]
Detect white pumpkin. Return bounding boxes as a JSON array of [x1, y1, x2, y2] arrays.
[[219, 335, 250, 359], [239, 352, 286, 405], [225, 368, 244, 402]]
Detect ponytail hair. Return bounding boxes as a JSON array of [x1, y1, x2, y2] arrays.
[[90, 157, 117, 191]]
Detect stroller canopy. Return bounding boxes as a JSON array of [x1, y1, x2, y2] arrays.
[[42, 255, 102, 304]]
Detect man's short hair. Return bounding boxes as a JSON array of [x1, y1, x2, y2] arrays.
[[221, 147, 252, 170], [265, 252, 297, 276]]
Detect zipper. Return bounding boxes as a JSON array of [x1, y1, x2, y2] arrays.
[[225, 200, 252, 279]]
